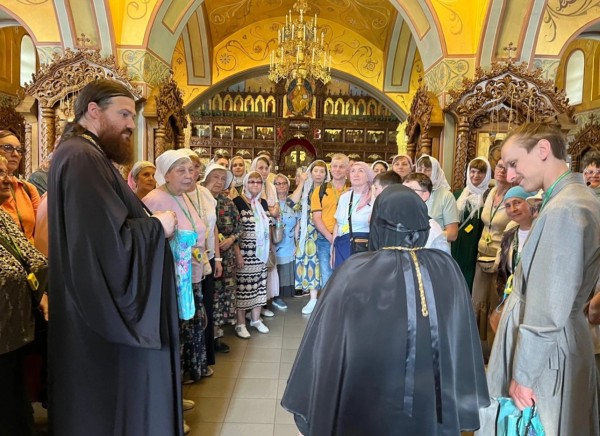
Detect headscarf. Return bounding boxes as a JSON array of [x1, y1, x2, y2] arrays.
[[202, 163, 233, 189], [456, 157, 492, 218], [416, 154, 451, 191], [350, 161, 375, 211], [229, 155, 247, 189], [154, 150, 192, 186], [298, 160, 330, 249], [243, 171, 271, 264], [371, 160, 389, 171], [392, 154, 414, 171], [250, 156, 277, 206], [369, 184, 430, 250], [504, 186, 537, 201], [127, 160, 155, 190]]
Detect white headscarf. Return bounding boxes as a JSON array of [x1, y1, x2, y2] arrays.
[[416, 154, 451, 191], [250, 156, 277, 207], [154, 150, 192, 186], [202, 163, 234, 189], [371, 160, 389, 171], [243, 171, 271, 264], [456, 157, 492, 218], [298, 160, 330, 249]]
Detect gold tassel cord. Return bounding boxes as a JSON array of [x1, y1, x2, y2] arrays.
[[383, 246, 429, 317]]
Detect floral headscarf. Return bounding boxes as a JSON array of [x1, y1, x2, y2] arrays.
[[243, 171, 271, 264]]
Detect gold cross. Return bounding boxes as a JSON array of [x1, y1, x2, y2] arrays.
[[77, 33, 91, 49], [503, 42, 517, 60]]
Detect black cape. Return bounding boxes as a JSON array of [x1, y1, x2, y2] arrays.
[[281, 186, 489, 436], [47, 134, 183, 436]]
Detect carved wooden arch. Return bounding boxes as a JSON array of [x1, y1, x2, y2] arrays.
[[444, 61, 574, 190], [568, 115, 600, 172], [154, 75, 188, 159], [0, 97, 28, 176], [21, 48, 141, 176], [405, 83, 442, 161]]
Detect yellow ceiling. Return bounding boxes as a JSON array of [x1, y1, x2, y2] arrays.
[[204, 0, 397, 52]]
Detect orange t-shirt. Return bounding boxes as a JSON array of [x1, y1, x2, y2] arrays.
[[1, 177, 40, 241], [310, 182, 349, 234]]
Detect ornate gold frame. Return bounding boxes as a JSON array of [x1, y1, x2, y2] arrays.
[[568, 114, 600, 172], [405, 83, 442, 160], [152, 74, 188, 159], [444, 61, 573, 190]]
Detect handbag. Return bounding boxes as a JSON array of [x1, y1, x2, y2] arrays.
[[168, 229, 197, 320], [348, 192, 369, 254], [496, 397, 545, 436], [0, 233, 47, 305]]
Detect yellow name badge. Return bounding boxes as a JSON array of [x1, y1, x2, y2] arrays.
[[192, 248, 202, 263], [28, 272, 40, 290], [484, 233, 492, 245], [341, 223, 349, 233], [464, 224, 474, 233]]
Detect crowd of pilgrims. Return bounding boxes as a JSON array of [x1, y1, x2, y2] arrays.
[[3, 122, 600, 433]]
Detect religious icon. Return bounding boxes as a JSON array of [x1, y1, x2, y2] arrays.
[[286, 79, 314, 117]]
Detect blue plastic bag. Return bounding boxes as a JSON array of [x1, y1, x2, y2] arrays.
[[169, 229, 197, 320], [497, 397, 545, 436]]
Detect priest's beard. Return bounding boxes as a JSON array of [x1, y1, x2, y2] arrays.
[[97, 125, 134, 165]]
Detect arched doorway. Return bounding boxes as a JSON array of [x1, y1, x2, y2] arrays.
[[278, 138, 317, 184]]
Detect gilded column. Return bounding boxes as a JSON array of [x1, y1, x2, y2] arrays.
[[176, 134, 185, 149], [40, 106, 55, 162], [452, 118, 470, 191], [24, 123, 32, 177], [155, 128, 166, 158], [420, 136, 432, 157]]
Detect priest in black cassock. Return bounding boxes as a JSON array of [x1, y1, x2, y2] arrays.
[[47, 80, 183, 435], [281, 184, 489, 435]]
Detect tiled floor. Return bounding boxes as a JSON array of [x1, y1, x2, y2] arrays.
[[183, 297, 309, 436]]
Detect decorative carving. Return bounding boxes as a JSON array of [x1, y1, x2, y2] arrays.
[[568, 114, 600, 172], [0, 98, 28, 176], [405, 82, 433, 158], [154, 74, 188, 157], [445, 60, 574, 190], [24, 48, 141, 107]]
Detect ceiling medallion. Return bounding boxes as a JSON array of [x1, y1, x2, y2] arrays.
[[268, 0, 331, 85]]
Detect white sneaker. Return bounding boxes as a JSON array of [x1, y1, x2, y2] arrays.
[[302, 299, 317, 315], [215, 327, 224, 339], [183, 421, 191, 434], [261, 308, 275, 317], [246, 313, 263, 322], [182, 399, 195, 411], [235, 324, 251, 339], [250, 319, 270, 334]]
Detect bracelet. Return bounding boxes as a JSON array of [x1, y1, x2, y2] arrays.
[[214, 257, 223, 262]]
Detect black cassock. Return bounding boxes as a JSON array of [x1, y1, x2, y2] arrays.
[[281, 185, 489, 436], [47, 134, 183, 436]]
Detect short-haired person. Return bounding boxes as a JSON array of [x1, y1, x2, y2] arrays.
[[48, 80, 183, 435], [451, 157, 492, 291], [582, 150, 600, 199], [310, 153, 349, 312], [477, 123, 600, 435], [372, 170, 402, 198], [403, 173, 450, 253]]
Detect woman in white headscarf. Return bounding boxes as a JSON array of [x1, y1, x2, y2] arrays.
[[415, 154, 459, 243], [250, 156, 280, 219], [451, 157, 492, 291], [231, 171, 272, 339]]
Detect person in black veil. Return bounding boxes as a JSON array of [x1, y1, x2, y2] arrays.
[[281, 184, 489, 435]]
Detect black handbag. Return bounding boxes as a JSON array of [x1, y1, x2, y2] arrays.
[[0, 234, 48, 305], [348, 192, 369, 254]]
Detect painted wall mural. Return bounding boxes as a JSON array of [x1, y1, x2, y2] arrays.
[[119, 49, 171, 86], [425, 58, 472, 95]]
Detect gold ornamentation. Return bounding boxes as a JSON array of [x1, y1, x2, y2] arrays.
[[444, 60, 573, 190], [568, 113, 600, 172], [24, 48, 141, 108], [127, 0, 151, 20], [542, 0, 600, 43], [425, 59, 470, 95], [432, 0, 463, 35], [383, 246, 428, 317]]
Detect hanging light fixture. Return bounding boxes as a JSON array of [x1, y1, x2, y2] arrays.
[[269, 0, 331, 84]]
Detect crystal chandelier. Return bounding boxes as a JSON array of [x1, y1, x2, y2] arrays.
[[268, 0, 332, 84]]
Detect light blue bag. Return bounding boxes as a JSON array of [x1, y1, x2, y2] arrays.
[[497, 397, 545, 436], [169, 229, 197, 320]]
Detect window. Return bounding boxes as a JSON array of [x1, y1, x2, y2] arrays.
[[20, 36, 36, 87], [565, 50, 584, 105]]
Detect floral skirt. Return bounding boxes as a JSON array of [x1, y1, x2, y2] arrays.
[[180, 282, 208, 382], [213, 250, 237, 327]]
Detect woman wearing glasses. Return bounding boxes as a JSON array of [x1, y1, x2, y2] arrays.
[[232, 171, 273, 338], [582, 151, 600, 199], [0, 130, 40, 241]]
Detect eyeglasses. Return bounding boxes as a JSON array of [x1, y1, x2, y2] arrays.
[[1, 144, 25, 154], [584, 169, 600, 176], [274, 182, 288, 186], [0, 170, 8, 178], [247, 180, 263, 185], [495, 164, 507, 171], [409, 188, 427, 193]]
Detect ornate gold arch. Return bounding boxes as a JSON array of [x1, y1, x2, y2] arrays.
[[444, 61, 573, 190], [404, 82, 442, 160], [21, 48, 141, 175], [568, 115, 600, 173], [152, 74, 188, 159]]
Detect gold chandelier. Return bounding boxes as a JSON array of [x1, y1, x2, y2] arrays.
[[268, 0, 332, 84]]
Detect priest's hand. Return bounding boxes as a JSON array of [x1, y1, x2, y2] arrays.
[[509, 379, 537, 410], [40, 293, 49, 321], [153, 211, 177, 238]]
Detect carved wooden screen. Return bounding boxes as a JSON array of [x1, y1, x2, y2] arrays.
[[154, 76, 187, 159], [405, 84, 434, 160], [568, 115, 600, 172], [444, 61, 573, 190], [23, 48, 140, 176], [0, 98, 27, 176]]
